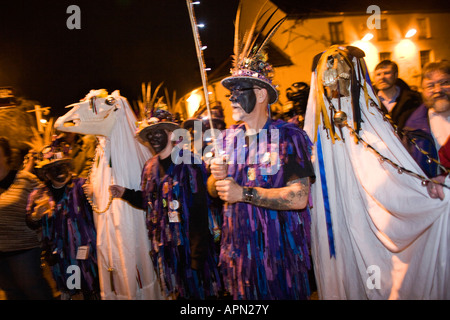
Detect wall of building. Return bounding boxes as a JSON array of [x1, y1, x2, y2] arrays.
[[185, 0, 450, 127]]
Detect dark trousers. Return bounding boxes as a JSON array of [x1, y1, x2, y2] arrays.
[[0, 247, 54, 300]]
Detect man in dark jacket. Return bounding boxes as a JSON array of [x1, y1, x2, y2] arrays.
[[402, 60, 450, 200], [374, 60, 422, 130]]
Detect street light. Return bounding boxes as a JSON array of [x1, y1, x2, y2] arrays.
[[361, 32, 374, 41], [405, 28, 417, 38]]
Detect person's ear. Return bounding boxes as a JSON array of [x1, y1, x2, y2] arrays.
[[256, 88, 268, 103]]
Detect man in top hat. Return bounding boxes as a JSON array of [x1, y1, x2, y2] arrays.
[[109, 109, 222, 299], [207, 49, 315, 299], [26, 139, 99, 299]]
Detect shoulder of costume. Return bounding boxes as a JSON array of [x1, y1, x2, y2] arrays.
[[144, 155, 159, 167], [28, 182, 48, 197], [16, 170, 39, 186], [404, 103, 429, 129], [272, 119, 312, 144], [71, 177, 87, 188], [271, 119, 313, 160]]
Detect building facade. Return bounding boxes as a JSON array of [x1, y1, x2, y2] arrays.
[[184, 0, 450, 127]]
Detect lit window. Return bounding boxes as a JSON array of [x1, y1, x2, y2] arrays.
[[329, 22, 344, 45], [417, 18, 430, 39], [377, 19, 389, 41], [379, 52, 391, 61], [420, 50, 431, 68]]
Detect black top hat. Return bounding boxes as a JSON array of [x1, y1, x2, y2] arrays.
[[136, 109, 180, 143]]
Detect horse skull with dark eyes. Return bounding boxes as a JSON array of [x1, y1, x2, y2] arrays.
[[55, 91, 120, 137]]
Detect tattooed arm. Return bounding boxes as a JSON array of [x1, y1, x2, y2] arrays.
[[251, 178, 310, 210], [214, 177, 310, 210]]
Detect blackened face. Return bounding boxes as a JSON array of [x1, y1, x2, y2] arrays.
[[146, 129, 168, 154], [229, 82, 257, 114], [45, 163, 71, 184]]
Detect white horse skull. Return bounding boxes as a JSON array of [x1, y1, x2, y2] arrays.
[[54, 89, 162, 300], [55, 89, 119, 136]]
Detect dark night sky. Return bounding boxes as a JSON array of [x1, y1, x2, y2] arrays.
[[1, 0, 448, 117], [0, 0, 239, 116]]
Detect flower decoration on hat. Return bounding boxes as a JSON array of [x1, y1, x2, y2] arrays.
[[135, 81, 183, 145], [135, 102, 180, 145], [34, 137, 72, 170]]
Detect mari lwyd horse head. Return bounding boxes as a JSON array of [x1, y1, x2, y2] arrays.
[[55, 89, 119, 137], [54, 89, 161, 300]]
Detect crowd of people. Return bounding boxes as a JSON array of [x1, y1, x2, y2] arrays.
[[0, 2, 449, 298], [0, 55, 448, 300]]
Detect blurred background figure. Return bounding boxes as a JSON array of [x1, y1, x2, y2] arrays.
[[182, 101, 226, 164], [26, 140, 100, 299], [402, 60, 450, 199], [285, 82, 310, 128], [373, 60, 422, 131], [0, 136, 54, 300], [111, 109, 222, 299], [53, 132, 97, 179], [270, 82, 310, 128]]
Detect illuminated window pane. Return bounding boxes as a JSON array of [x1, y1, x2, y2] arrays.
[[379, 52, 391, 61], [417, 18, 430, 39], [377, 19, 389, 41], [420, 50, 431, 68], [329, 22, 344, 45]]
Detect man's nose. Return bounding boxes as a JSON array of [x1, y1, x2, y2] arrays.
[[432, 83, 443, 93]]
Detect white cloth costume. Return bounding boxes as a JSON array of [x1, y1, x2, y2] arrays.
[[55, 90, 162, 300], [303, 47, 450, 299]]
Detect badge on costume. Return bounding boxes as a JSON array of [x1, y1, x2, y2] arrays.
[[169, 200, 179, 210], [168, 211, 180, 223], [76, 245, 90, 260], [247, 167, 256, 181], [162, 182, 169, 195]]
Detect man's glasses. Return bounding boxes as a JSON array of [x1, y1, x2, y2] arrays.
[[423, 79, 450, 92]]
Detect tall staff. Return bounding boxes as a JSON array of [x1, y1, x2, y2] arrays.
[[186, 0, 219, 152]]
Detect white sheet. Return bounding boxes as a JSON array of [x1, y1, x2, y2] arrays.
[[304, 57, 450, 300]]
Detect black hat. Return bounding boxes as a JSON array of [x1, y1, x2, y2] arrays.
[[136, 109, 180, 144]]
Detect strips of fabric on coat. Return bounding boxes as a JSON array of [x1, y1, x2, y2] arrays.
[[28, 178, 99, 295], [141, 156, 221, 299], [220, 119, 313, 300]]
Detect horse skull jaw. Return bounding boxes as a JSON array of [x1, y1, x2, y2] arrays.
[[61, 109, 117, 137]]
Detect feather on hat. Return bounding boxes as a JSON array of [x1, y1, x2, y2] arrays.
[[135, 82, 180, 144], [221, 0, 286, 104]]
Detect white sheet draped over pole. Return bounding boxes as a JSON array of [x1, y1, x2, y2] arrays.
[[304, 54, 450, 299], [93, 93, 162, 300]]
